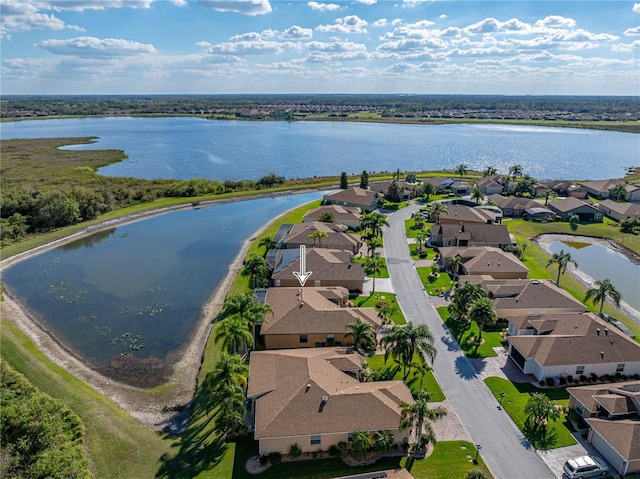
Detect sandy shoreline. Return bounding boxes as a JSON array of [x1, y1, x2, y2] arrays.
[[0, 190, 319, 431], [533, 233, 640, 325]]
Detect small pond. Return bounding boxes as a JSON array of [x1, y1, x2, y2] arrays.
[[549, 240, 640, 311], [3, 192, 322, 387]]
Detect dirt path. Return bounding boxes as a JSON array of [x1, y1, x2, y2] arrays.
[[0, 191, 318, 431]]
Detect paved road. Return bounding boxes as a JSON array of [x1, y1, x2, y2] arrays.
[[383, 204, 555, 479]]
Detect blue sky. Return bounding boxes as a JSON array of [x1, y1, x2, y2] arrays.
[[1, 0, 639, 95]]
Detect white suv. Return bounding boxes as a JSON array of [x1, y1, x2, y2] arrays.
[[563, 456, 609, 478]]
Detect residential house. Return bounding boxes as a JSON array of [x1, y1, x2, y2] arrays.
[[450, 181, 473, 196], [597, 199, 640, 222], [303, 205, 362, 229], [370, 180, 421, 200], [537, 180, 571, 196], [269, 248, 365, 292], [419, 176, 454, 194], [523, 207, 556, 222], [548, 196, 603, 222], [623, 184, 640, 202], [257, 286, 380, 349], [476, 176, 504, 196], [247, 347, 414, 455], [487, 194, 540, 217], [567, 184, 589, 199], [567, 382, 640, 476], [507, 312, 640, 382], [581, 179, 623, 199], [437, 204, 497, 225], [283, 222, 361, 254], [429, 223, 512, 248], [323, 187, 378, 212], [437, 246, 529, 280]]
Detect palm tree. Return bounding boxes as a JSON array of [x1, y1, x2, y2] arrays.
[[393, 168, 403, 181], [412, 359, 430, 389], [584, 278, 622, 316], [223, 292, 255, 319], [454, 163, 468, 179], [471, 184, 485, 203], [381, 322, 437, 380], [247, 301, 273, 350], [447, 255, 464, 279], [411, 211, 425, 230], [509, 164, 523, 180], [482, 166, 497, 177], [364, 233, 378, 257], [546, 249, 577, 287], [447, 282, 486, 329], [360, 212, 389, 238], [258, 235, 277, 257], [569, 214, 580, 232], [425, 202, 448, 222], [364, 254, 384, 294], [541, 188, 558, 206], [609, 183, 627, 201], [415, 231, 429, 255], [399, 389, 447, 450], [524, 392, 561, 436], [467, 297, 498, 351], [214, 315, 253, 354], [308, 230, 328, 248], [344, 317, 376, 351], [205, 353, 249, 394], [215, 405, 245, 436], [241, 254, 270, 289], [351, 431, 372, 460], [374, 430, 395, 453]]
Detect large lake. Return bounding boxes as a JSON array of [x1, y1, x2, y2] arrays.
[[1, 117, 637, 181]]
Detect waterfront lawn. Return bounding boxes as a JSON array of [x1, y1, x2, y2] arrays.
[[355, 292, 406, 325], [416, 267, 453, 296], [484, 377, 576, 450], [366, 353, 445, 400], [437, 307, 506, 358], [401, 441, 493, 479], [354, 255, 390, 278]]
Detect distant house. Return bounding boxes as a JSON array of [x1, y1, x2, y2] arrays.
[[247, 347, 414, 455], [430, 223, 512, 248], [597, 199, 640, 222], [476, 176, 504, 196], [567, 184, 589, 199], [283, 222, 361, 254], [450, 181, 472, 196], [269, 248, 365, 293], [370, 180, 421, 200], [507, 312, 640, 382], [257, 286, 380, 349], [581, 179, 623, 199], [548, 197, 603, 222], [437, 246, 529, 280], [537, 179, 570, 196], [567, 382, 640, 476], [323, 187, 378, 212], [523, 206, 556, 222], [437, 204, 497, 225], [419, 176, 454, 194], [303, 205, 362, 229], [487, 194, 539, 217]]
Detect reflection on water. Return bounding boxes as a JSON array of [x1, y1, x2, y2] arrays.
[[3, 192, 322, 387], [549, 240, 640, 311]]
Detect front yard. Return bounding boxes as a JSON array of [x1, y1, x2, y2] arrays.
[[365, 353, 445, 400], [416, 267, 453, 296], [355, 292, 406, 325], [437, 307, 507, 358]]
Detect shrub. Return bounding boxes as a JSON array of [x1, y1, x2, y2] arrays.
[[539, 380, 546, 387], [567, 375, 574, 384], [558, 377, 566, 386], [289, 443, 302, 458], [337, 441, 349, 457], [546, 377, 555, 387], [580, 375, 588, 383], [259, 455, 269, 466], [269, 452, 282, 465], [328, 444, 342, 457]]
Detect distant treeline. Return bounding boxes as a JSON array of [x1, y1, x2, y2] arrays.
[[2, 94, 639, 119]]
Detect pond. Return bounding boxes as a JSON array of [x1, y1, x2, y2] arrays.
[[2, 192, 322, 387], [549, 240, 640, 311]]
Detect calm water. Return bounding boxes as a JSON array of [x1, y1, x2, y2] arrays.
[[3, 193, 322, 373], [549, 240, 640, 310], [1, 117, 637, 181]]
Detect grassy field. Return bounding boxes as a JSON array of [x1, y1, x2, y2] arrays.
[[355, 292, 406, 325], [366, 353, 445, 400], [437, 307, 507, 358], [401, 441, 493, 479], [416, 267, 453, 296]]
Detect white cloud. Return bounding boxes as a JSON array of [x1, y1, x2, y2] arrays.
[[40, 1, 153, 12], [534, 15, 576, 29], [634, 3, 640, 13], [391, 18, 402, 26], [372, 18, 387, 27], [439, 14, 447, 19], [171, 0, 188, 6], [624, 26, 640, 37], [207, 39, 293, 55], [402, 0, 432, 6], [197, 0, 272, 16], [0, 0, 83, 38], [464, 17, 530, 34], [356, 0, 377, 4], [316, 15, 368, 34], [195, 41, 213, 47], [612, 39, 640, 52], [307, 2, 340, 11], [36, 36, 157, 58], [281, 25, 313, 39]]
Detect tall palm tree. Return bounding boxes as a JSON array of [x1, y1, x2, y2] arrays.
[[467, 297, 498, 351], [448, 282, 486, 325], [412, 359, 430, 389], [524, 392, 560, 436], [360, 212, 389, 238], [546, 249, 577, 287], [609, 183, 627, 201], [447, 255, 464, 279], [482, 166, 497, 177], [415, 231, 429, 255], [247, 301, 273, 350], [223, 292, 255, 319], [381, 322, 437, 380], [509, 164, 523, 180], [542, 188, 557, 206], [308, 229, 328, 248], [425, 202, 448, 222], [584, 278, 622, 316], [399, 389, 447, 449], [471, 184, 485, 203], [364, 254, 384, 294], [205, 353, 249, 393], [344, 317, 376, 351], [214, 315, 253, 354], [241, 254, 270, 289], [258, 235, 277, 257], [454, 163, 468, 179]]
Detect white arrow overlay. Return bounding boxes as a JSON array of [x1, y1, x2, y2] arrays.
[[293, 245, 313, 286]]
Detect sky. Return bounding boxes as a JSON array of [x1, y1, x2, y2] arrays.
[[1, 0, 639, 96]]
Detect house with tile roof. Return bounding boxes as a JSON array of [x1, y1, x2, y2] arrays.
[[429, 223, 512, 248], [257, 286, 380, 349], [487, 194, 540, 217], [437, 205, 497, 225], [247, 347, 414, 455], [269, 248, 365, 293], [580, 179, 624, 199], [323, 187, 379, 212], [283, 222, 361, 254], [547, 196, 603, 222], [370, 180, 421, 200], [303, 204, 363, 229], [437, 246, 529, 280], [507, 312, 640, 382], [597, 199, 640, 222], [476, 176, 504, 196], [567, 381, 640, 476]]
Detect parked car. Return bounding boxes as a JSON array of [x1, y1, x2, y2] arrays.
[[563, 456, 609, 478]]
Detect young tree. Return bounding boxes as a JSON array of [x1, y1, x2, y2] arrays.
[[415, 231, 429, 255], [524, 392, 560, 436], [569, 214, 580, 232], [340, 171, 349, 189], [584, 278, 622, 316], [241, 254, 271, 289], [541, 188, 558, 206], [308, 230, 328, 248], [364, 254, 384, 294], [399, 389, 447, 450], [374, 430, 395, 453], [546, 249, 577, 287], [447, 255, 464, 279], [424, 202, 448, 222], [421, 182, 435, 200], [360, 170, 369, 189], [385, 180, 404, 203], [467, 297, 498, 351], [344, 317, 376, 351], [351, 431, 372, 460]]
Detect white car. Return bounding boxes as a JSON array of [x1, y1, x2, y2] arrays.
[[563, 456, 609, 478]]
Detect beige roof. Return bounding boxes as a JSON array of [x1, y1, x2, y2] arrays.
[[506, 313, 590, 333], [461, 247, 528, 276], [431, 223, 512, 246], [324, 187, 378, 207], [599, 199, 640, 217], [580, 179, 620, 194], [569, 380, 640, 417], [303, 205, 362, 223], [247, 348, 414, 439], [271, 248, 364, 283], [438, 205, 496, 224], [548, 196, 598, 213], [285, 222, 360, 250], [508, 314, 640, 367], [260, 287, 380, 335], [487, 194, 539, 211], [585, 418, 640, 461], [483, 279, 585, 312]]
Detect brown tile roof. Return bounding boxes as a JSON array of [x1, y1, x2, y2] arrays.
[[548, 196, 598, 213], [580, 179, 620, 194], [324, 187, 378, 208], [260, 287, 380, 335], [285, 222, 361, 251], [505, 313, 591, 334], [483, 279, 585, 312], [438, 205, 496, 224], [487, 194, 539, 211], [569, 380, 640, 416], [585, 418, 640, 461], [247, 348, 413, 439], [431, 223, 512, 246], [271, 248, 364, 283], [303, 205, 362, 223], [598, 199, 640, 217], [461, 247, 528, 276]]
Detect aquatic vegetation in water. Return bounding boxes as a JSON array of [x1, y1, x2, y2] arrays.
[[111, 332, 146, 351], [119, 301, 172, 317], [117, 231, 130, 238], [95, 326, 111, 336], [55, 289, 91, 304], [46, 281, 69, 293], [78, 314, 96, 323]]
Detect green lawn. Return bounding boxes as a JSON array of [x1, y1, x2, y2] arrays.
[[484, 377, 577, 450], [402, 441, 493, 479], [355, 292, 406, 325], [416, 268, 453, 296], [354, 255, 390, 278], [366, 353, 445, 400], [437, 307, 507, 358], [404, 218, 431, 238]]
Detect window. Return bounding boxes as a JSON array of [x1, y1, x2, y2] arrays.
[[326, 334, 335, 340], [311, 435, 321, 445], [576, 365, 585, 375], [575, 403, 584, 416], [616, 363, 625, 373], [347, 432, 353, 442], [299, 335, 308, 344], [314, 280, 321, 287]]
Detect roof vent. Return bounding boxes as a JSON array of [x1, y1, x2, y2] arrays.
[[597, 328, 601, 336], [604, 328, 609, 336], [601, 351, 605, 359], [322, 396, 328, 403]]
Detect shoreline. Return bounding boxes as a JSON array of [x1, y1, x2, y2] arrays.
[[0, 189, 319, 431]]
